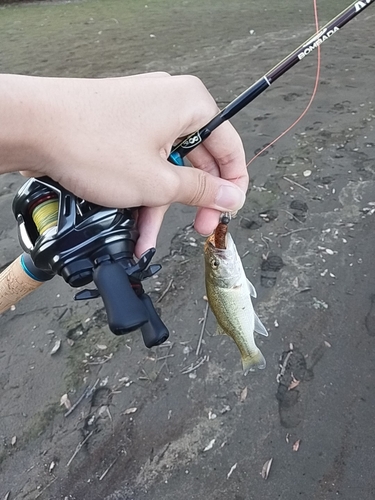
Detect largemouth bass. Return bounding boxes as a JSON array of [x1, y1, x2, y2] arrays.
[[204, 222, 268, 373]]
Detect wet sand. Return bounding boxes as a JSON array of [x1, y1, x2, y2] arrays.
[[1, 1, 375, 498]]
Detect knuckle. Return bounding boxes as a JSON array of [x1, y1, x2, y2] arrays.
[[186, 170, 209, 206], [179, 76, 217, 109], [154, 71, 171, 78], [180, 74, 204, 89]]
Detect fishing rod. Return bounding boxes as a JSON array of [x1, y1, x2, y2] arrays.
[[0, 0, 373, 348], [168, 0, 375, 165]]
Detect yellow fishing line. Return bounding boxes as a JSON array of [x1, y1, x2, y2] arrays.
[[32, 199, 58, 235]]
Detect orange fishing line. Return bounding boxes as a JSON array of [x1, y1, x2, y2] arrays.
[[246, 0, 321, 167]]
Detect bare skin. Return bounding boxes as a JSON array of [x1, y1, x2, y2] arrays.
[[0, 72, 248, 256]]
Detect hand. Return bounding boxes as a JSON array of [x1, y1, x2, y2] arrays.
[[1, 73, 248, 256]]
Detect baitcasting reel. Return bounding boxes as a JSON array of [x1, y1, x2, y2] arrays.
[[12, 176, 169, 348]]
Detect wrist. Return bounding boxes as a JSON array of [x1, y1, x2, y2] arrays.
[[0, 74, 56, 176]]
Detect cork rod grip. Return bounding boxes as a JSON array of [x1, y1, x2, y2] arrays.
[[0, 256, 44, 314]]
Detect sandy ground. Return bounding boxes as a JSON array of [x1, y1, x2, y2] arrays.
[[1, 0, 375, 499]]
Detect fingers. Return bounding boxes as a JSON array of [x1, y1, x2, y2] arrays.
[[181, 121, 248, 236], [187, 121, 248, 193], [20, 170, 34, 178], [135, 205, 169, 258], [169, 161, 246, 212], [194, 206, 221, 236], [185, 143, 221, 178]]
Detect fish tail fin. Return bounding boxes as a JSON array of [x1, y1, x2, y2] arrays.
[[242, 348, 266, 374]]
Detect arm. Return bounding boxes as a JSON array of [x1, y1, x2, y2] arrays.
[[0, 72, 248, 255]]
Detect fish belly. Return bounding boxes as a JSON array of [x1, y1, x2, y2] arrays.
[[207, 283, 266, 372]]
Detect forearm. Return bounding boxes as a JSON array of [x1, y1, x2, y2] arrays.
[[0, 74, 53, 175]]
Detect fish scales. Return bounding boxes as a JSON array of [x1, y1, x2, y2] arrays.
[[204, 230, 268, 373]]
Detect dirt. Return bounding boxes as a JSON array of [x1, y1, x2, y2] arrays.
[[1, 0, 375, 499]]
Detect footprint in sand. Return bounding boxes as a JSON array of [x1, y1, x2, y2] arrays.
[[260, 254, 284, 289], [276, 344, 326, 428]]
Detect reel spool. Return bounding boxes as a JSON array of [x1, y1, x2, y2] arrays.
[[13, 176, 169, 348], [30, 193, 59, 236]]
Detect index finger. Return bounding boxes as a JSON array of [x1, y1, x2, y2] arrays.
[[186, 120, 249, 193]]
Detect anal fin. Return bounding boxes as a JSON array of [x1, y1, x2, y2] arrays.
[[254, 313, 268, 337]]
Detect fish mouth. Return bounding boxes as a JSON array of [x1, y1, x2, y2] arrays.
[[205, 233, 216, 247], [204, 232, 227, 254], [204, 216, 231, 254]]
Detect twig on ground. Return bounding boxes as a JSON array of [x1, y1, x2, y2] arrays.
[[280, 208, 304, 224], [156, 279, 174, 303], [140, 368, 151, 382], [283, 176, 310, 192], [260, 234, 271, 249], [99, 457, 119, 481], [66, 431, 94, 467], [64, 386, 89, 417], [154, 354, 175, 362], [181, 355, 208, 375], [155, 361, 167, 381], [159, 342, 174, 375], [279, 227, 314, 238], [65, 379, 99, 417], [85, 378, 100, 399], [179, 258, 191, 265], [86, 354, 113, 365], [35, 477, 57, 499], [196, 302, 209, 356]]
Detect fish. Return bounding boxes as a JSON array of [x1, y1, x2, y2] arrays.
[[204, 221, 268, 373]]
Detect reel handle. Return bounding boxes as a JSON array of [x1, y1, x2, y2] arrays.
[[92, 258, 170, 345], [0, 254, 53, 314], [92, 259, 149, 335], [139, 293, 169, 348]]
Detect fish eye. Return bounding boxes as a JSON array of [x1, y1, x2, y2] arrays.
[[211, 259, 220, 269]]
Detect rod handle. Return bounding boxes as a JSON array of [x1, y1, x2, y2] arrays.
[[0, 256, 44, 314]]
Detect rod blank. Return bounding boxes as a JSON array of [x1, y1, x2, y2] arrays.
[[169, 0, 375, 161]]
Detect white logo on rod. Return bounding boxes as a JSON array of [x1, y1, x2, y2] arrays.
[[181, 133, 202, 149], [355, 0, 372, 13], [298, 26, 339, 60]]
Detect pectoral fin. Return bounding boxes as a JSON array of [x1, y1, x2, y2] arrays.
[[254, 313, 269, 337], [247, 279, 257, 298]]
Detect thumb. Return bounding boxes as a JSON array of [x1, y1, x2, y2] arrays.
[[171, 166, 246, 212]]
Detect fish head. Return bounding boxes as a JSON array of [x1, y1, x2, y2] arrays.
[[204, 232, 242, 285]]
